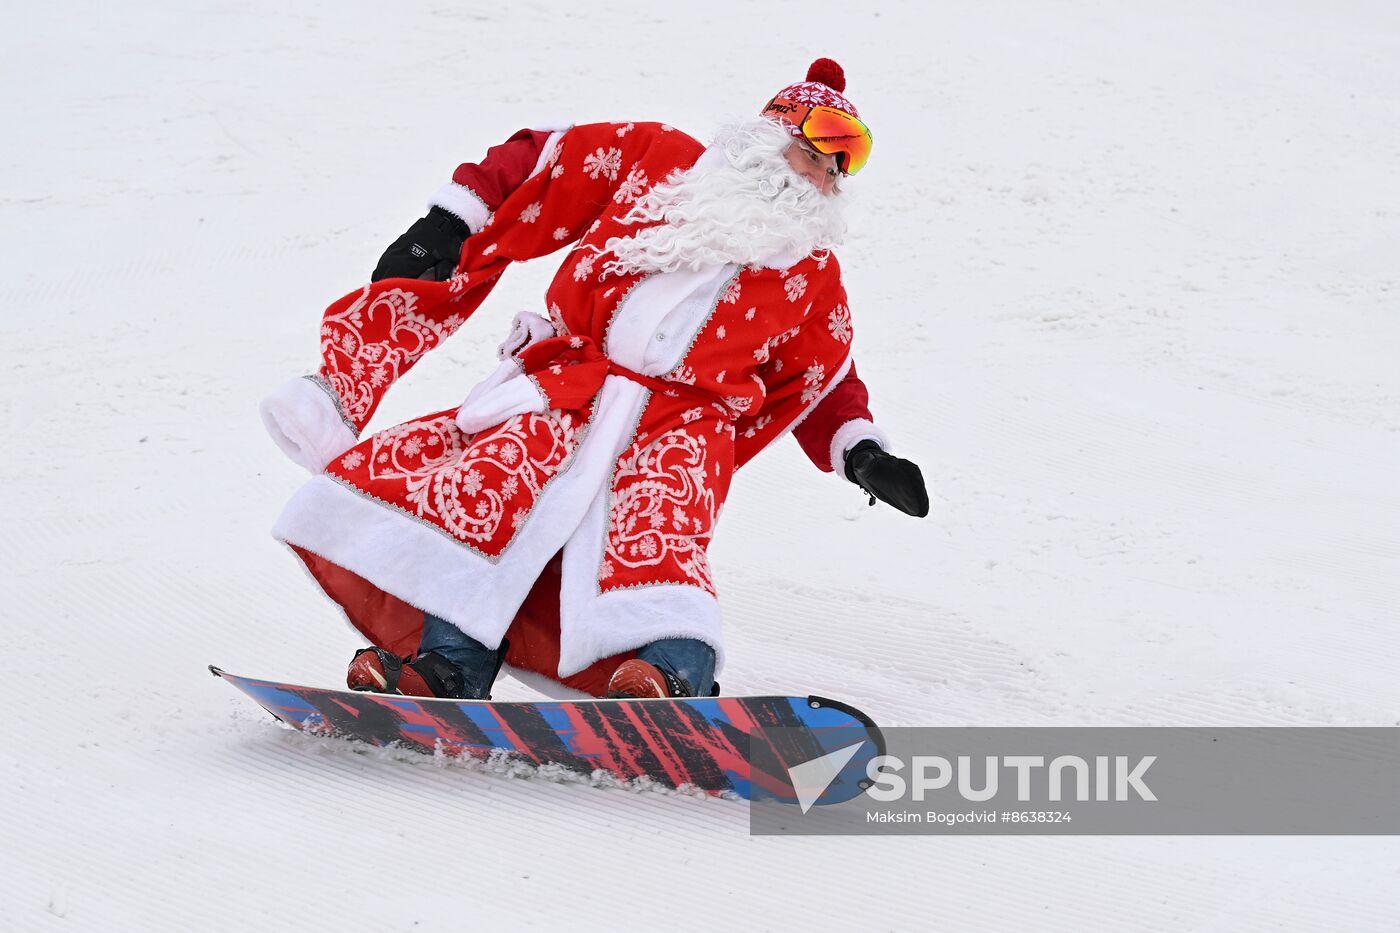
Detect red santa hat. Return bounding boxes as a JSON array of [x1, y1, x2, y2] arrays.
[[762, 58, 861, 128]]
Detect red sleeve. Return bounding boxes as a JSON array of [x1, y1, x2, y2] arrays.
[[430, 128, 558, 232], [792, 362, 878, 473], [450, 128, 556, 210]]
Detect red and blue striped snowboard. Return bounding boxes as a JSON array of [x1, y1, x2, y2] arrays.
[[211, 666, 882, 804]]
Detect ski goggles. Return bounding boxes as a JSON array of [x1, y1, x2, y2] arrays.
[[761, 98, 873, 176]]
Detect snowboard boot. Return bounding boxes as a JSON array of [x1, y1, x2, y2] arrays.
[[346, 647, 468, 699], [606, 637, 719, 699], [346, 647, 400, 693], [606, 659, 693, 699]]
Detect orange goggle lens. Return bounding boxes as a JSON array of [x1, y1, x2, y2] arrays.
[[799, 106, 872, 176]]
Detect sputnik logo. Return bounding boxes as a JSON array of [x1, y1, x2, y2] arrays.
[[786, 741, 867, 814]]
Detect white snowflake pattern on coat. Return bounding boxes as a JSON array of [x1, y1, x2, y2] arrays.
[[784, 273, 808, 303], [447, 272, 472, 301], [827, 303, 852, 343], [519, 202, 543, 223], [613, 164, 648, 204], [572, 251, 598, 282], [583, 146, 623, 181], [800, 362, 826, 404]]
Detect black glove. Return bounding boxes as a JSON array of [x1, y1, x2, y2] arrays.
[[844, 439, 930, 517], [371, 206, 470, 282]]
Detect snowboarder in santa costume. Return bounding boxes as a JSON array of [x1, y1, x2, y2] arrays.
[[259, 58, 928, 701]]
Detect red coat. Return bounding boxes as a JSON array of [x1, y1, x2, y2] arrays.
[[260, 121, 889, 694]]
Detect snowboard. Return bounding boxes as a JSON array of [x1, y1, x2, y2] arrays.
[[211, 666, 883, 804]]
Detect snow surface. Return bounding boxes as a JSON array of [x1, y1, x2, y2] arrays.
[[4, 1, 1400, 929]]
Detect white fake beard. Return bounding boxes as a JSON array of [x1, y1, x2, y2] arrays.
[[600, 118, 849, 276]]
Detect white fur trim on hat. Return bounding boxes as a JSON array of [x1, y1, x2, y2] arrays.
[[828, 417, 890, 477], [260, 376, 359, 473]]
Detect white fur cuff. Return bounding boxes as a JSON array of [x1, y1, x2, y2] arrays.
[[455, 372, 547, 434], [260, 376, 360, 473], [828, 418, 890, 477], [428, 182, 491, 233]]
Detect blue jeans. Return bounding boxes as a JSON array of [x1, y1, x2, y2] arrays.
[[419, 612, 502, 699], [637, 637, 716, 697], [422, 613, 717, 698]]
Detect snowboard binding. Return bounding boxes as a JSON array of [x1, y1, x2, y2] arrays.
[[347, 647, 465, 699]]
